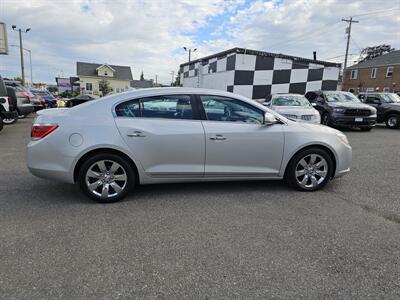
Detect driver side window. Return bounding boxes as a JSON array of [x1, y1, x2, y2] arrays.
[[200, 95, 264, 124]]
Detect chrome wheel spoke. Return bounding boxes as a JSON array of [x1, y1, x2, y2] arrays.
[[299, 158, 308, 168], [101, 184, 110, 199], [97, 161, 107, 172], [87, 169, 101, 179], [296, 169, 306, 177], [310, 175, 318, 187], [113, 173, 127, 181], [110, 182, 123, 193], [309, 154, 317, 165], [109, 162, 120, 174], [300, 175, 309, 185], [315, 169, 327, 177], [88, 180, 102, 190]]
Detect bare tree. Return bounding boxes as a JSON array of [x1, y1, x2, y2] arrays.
[[359, 44, 395, 62]]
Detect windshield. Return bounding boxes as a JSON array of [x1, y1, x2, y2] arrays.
[[271, 95, 311, 107], [325, 91, 360, 103], [381, 93, 400, 103]]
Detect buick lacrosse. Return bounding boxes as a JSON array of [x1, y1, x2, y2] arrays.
[[27, 88, 352, 203]]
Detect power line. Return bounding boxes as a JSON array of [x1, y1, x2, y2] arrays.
[[350, 8, 400, 18]]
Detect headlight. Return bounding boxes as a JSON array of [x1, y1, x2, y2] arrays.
[[333, 108, 345, 113], [336, 132, 349, 146]]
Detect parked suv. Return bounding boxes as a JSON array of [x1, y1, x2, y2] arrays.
[[0, 76, 18, 128], [305, 91, 377, 131], [358, 93, 400, 129]]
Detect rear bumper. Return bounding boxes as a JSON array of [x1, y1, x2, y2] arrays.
[[18, 104, 34, 116], [1, 110, 18, 119]]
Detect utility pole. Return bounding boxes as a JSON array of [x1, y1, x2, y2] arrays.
[[341, 17, 358, 80], [170, 70, 174, 86], [12, 26, 31, 86], [155, 74, 158, 86]]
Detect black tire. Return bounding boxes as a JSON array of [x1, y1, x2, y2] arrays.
[[360, 126, 373, 131], [385, 114, 400, 129], [78, 153, 135, 203], [0, 116, 3, 132], [286, 147, 334, 191], [321, 112, 330, 126]]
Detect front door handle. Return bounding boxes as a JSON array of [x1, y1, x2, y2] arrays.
[[210, 134, 226, 141], [127, 131, 146, 137]]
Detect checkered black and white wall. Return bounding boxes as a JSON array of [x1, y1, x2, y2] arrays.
[[181, 53, 340, 102]]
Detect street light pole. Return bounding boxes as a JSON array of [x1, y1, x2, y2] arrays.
[[183, 47, 197, 63], [10, 45, 33, 85], [12, 25, 31, 86]]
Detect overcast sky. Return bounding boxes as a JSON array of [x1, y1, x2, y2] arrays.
[[1, 0, 399, 84]]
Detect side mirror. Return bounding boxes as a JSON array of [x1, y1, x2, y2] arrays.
[[264, 112, 277, 125]]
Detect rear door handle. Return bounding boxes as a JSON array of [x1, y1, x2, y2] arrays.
[[210, 134, 226, 141], [127, 131, 146, 137]]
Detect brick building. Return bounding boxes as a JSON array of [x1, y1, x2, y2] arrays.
[[342, 50, 400, 93]]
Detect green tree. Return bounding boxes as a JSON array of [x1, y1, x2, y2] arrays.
[[48, 86, 58, 93], [173, 70, 181, 86], [99, 78, 113, 96]]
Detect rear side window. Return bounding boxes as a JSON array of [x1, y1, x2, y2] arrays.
[[115, 95, 193, 120]]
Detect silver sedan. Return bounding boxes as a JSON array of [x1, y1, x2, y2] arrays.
[[27, 88, 352, 203]]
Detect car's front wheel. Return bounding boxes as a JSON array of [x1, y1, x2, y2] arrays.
[[286, 148, 334, 191], [385, 114, 400, 129], [321, 113, 330, 126], [78, 153, 135, 203]]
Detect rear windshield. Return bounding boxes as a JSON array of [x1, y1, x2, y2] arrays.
[[271, 95, 311, 107]]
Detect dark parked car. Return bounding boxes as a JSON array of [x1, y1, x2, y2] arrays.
[[6, 86, 34, 120], [358, 93, 400, 129], [66, 94, 96, 107], [0, 76, 18, 128], [30, 89, 57, 108], [305, 91, 377, 131]]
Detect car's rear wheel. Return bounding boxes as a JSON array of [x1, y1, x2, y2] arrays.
[[385, 114, 400, 129], [78, 153, 135, 203], [0, 116, 3, 131], [286, 148, 334, 191]]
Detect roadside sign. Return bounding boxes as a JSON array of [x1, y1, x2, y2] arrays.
[[0, 22, 8, 55]]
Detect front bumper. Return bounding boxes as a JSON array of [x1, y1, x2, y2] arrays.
[[331, 113, 376, 127]]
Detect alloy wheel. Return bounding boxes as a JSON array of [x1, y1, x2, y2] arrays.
[[387, 116, 398, 128], [85, 160, 127, 199], [2, 118, 17, 124], [295, 154, 328, 189]]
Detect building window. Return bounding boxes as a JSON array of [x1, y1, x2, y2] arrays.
[[104, 70, 108, 76], [350, 69, 358, 80], [86, 83, 92, 91], [386, 66, 393, 77], [371, 68, 377, 79], [366, 88, 374, 93], [383, 87, 390, 93], [116, 88, 120, 93]]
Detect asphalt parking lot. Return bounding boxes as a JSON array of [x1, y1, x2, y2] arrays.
[[1, 116, 399, 299]]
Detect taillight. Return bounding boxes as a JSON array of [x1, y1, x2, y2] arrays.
[[31, 124, 59, 140]]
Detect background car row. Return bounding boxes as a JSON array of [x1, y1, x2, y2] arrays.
[[263, 90, 400, 130]]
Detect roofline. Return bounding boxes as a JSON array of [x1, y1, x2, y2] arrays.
[[96, 64, 116, 72], [347, 62, 400, 70], [180, 47, 341, 68]]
